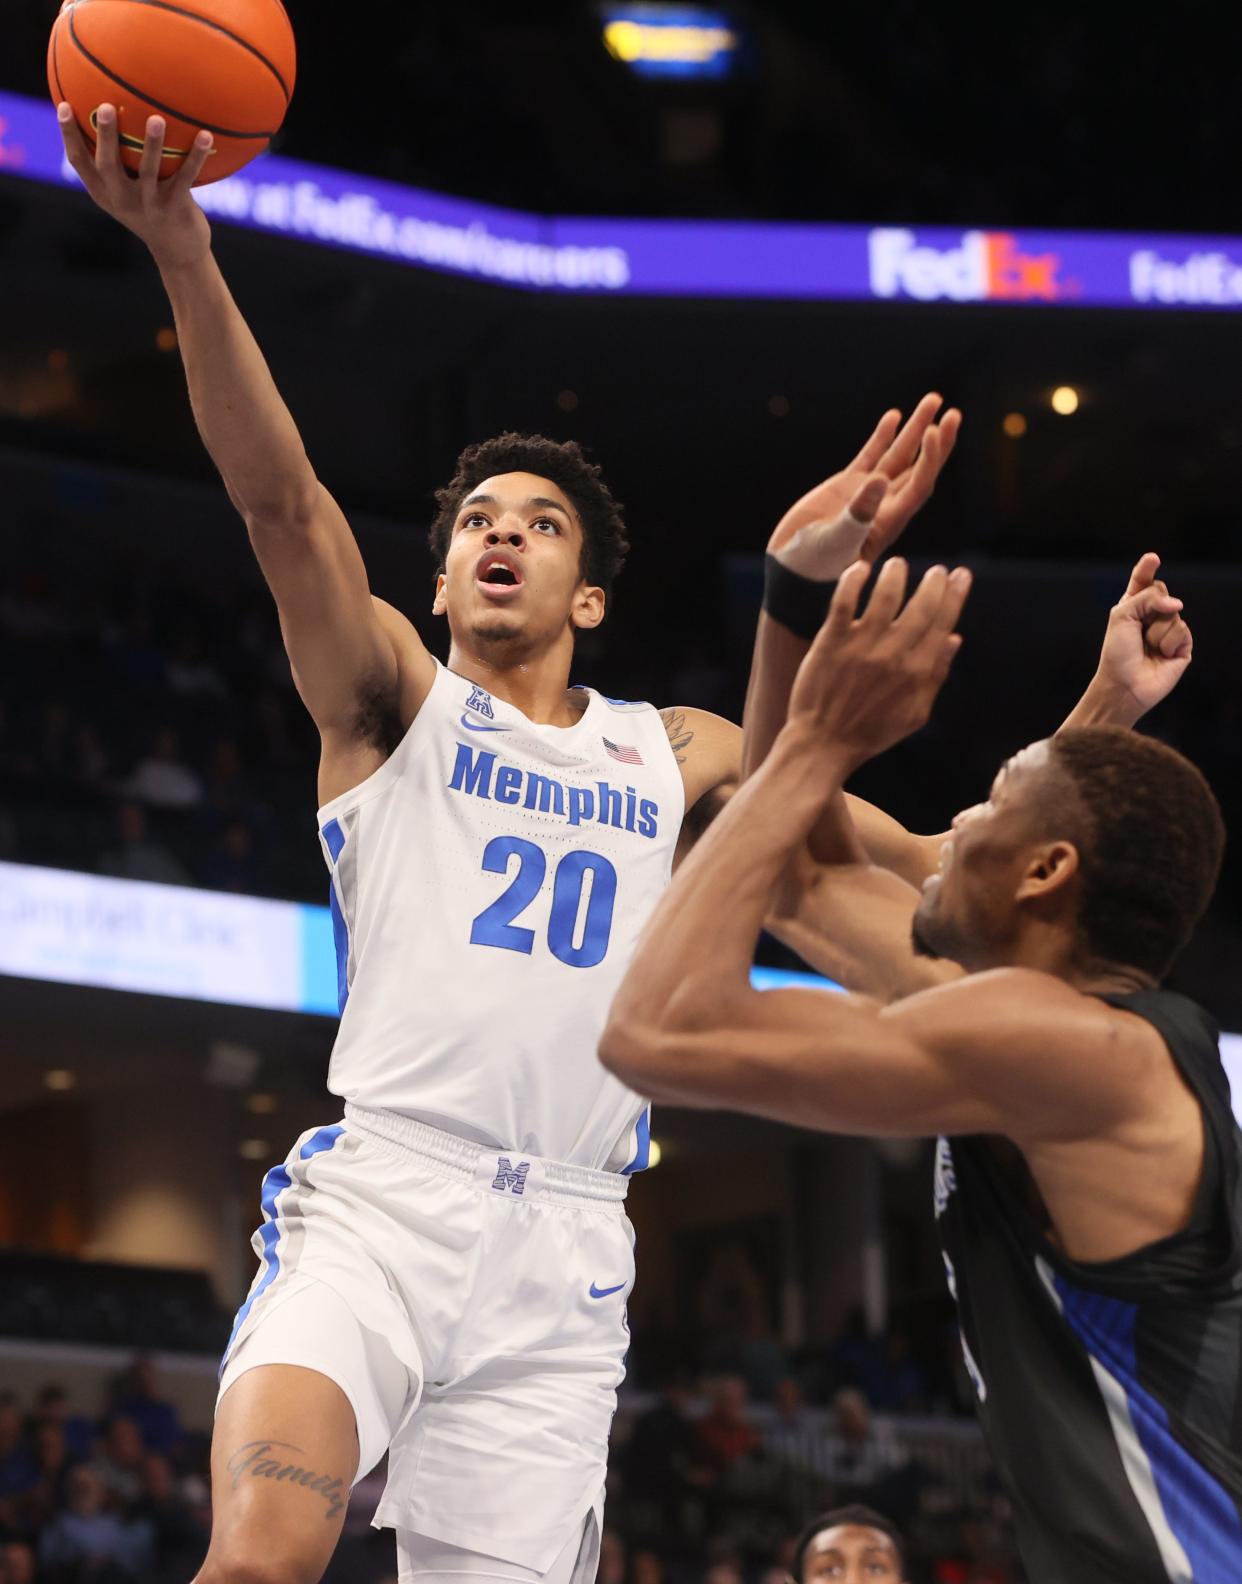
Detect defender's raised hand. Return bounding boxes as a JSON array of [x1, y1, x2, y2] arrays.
[[786, 558, 972, 773], [1094, 552, 1193, 720], [58, 103, 214, 271], [767, 394, 962, 584]]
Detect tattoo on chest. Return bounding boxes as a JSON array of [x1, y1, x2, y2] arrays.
[[659, 707, 695, 765], [227, 1440, 347, 1520]]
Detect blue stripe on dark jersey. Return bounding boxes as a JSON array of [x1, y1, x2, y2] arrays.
[[1054, 1273, 1242, 1581]]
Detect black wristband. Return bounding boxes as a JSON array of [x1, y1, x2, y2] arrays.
[[762, 554, 836, 641]]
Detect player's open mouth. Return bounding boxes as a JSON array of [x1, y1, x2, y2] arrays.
[[475, 550, 524, 598]]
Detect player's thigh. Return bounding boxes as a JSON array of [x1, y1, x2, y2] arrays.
[[198, 1364, 358, 1584]]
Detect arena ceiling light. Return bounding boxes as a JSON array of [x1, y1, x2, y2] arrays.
[[600, 4, 743, 80]]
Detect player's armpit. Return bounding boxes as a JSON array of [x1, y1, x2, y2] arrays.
[[602, 966, 1150, 1144]]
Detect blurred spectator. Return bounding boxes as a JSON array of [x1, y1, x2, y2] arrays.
[[596, 1528, 626, 1584], [0, 1395, 36, 1500], [38, 1465, 153, 1581], [88, 1417, 147, 1507], [129, 1453, 207, 1576], [622, 1371, 716, 1548], [203, 822, 259, 894], [165, 634, 226, 700], [97, 803, 190, 888], [819, 1391, 915, 1520], [203, 738, 256, 821], [109, 1363, 182, 1460], [702, 1563, 744, 1584], [0, 1540, 37, 1584], [121, 729, 204, 810], [34, 1387, 96, 1464], [17, 1421, 76, 1532], [696, 1377, 760, 1474], [629, 1550, 666, 1584], [73, 724, 110, 792], [870, 1331, 929, 1416]]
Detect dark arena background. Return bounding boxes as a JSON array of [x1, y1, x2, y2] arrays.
[[2, 5, 1241, 1582]]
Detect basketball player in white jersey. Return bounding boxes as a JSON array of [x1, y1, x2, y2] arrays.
[[58, 108, 1153, 1584]]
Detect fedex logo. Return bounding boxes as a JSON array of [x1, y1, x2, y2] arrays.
[[869, 228, 1069, 303]]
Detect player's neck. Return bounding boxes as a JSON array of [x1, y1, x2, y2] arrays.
[[995, 928, 1155, 995], [447, 638, 581, 727]]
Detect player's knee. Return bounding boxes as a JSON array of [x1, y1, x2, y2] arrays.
[[194, 1549, 327, 1584]]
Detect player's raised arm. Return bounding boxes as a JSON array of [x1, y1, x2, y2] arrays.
[[57, 104, 434, 749], [602, 556, 970, 1096], [772, 553, 1196, 1001]]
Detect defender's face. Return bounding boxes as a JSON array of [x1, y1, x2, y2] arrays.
[[801, 1525, 906, 1583], [913, 742, 1053, 968], [435, 471, 602, 644]]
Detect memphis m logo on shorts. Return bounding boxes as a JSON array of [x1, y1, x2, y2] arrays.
[[492, 1156, 531, 1195]]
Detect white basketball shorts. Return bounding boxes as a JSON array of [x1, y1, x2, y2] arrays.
[[217, 1104, 635, 1577]]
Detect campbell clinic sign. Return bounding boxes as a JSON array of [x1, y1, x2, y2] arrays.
[[3, 88, 1242, 309]]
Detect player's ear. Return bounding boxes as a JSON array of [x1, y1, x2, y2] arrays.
[[1015, 840, 1079, 902], [432, 572, 448, 616], [571, 582, 606, 631]]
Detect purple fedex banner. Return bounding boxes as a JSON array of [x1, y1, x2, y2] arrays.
[[4, 88, 1242, 308]]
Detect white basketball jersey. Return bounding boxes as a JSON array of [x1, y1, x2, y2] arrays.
[[316, 661, 685, 1172]]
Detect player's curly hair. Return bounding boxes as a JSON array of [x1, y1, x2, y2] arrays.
[[789, 1505, 907, 1582], [428, 433, 630, 600], [1050, 728, 1225, 978]]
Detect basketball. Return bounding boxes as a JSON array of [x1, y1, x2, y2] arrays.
[[47, 0, 296, 186]]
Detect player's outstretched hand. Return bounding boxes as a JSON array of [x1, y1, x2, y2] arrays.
[[785, 558, 972, 773], [1095, 552, 1193, 719], [57, 103, 213, 271], [766, 394, 962, 585]]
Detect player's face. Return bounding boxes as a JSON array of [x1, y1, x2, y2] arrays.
[[434, 472, 604, 647], [800, 1525, 906, 1583], [912, 742, 1056, 968]]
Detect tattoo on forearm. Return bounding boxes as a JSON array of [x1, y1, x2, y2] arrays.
[[660, 708, 695, 765], [227, 1440, 347, 1520]]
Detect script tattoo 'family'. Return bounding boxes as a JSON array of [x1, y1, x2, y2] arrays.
[[227, 1440, 347, 1520]]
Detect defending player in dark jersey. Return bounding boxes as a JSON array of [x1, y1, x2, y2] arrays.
[[602, 558, 1241, 1583]]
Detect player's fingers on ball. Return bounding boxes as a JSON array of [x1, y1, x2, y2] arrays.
[[171, 130, 213, 194], [93, 103, 120, 176], [57, 106, 104, 193], [138, 117, 166, 187], [1124, 551, 1160, 596], [883, 392, 943, 476], [852, 409, 902, 471]]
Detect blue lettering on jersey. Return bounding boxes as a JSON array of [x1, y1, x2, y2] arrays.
[[449, 742, 659, 838], [466, 685, 495, 720]]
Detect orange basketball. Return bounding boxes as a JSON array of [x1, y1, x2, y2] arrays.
[[47, 0, 296, 186]]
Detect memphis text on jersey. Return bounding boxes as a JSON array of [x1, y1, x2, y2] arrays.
[[449, 742, 661, 839]]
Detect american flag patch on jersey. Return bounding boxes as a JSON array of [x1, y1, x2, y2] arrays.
[[604, 737, 644, 766]]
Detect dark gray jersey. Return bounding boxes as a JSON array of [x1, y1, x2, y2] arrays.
[[936, 988, 1242, 1583]]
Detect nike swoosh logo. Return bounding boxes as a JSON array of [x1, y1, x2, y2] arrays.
[[589, 1282, 627, 1299], [460, 713, 512, 732]]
